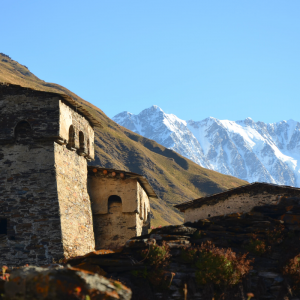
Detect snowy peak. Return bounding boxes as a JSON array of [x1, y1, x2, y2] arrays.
[[113, 106, 300, 187]]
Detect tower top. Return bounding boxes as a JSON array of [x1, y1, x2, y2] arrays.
[[0, 82, 102, 128]]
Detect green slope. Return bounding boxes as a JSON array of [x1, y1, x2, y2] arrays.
[[0, 53, 248, 226]]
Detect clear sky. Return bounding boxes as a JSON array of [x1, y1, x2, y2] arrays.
[[2, 1, 300, 123]]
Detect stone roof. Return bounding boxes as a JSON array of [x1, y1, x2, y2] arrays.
[[0, 82, 102, 128], [174, 182, 300, 212], [87, 166, 158, 199]]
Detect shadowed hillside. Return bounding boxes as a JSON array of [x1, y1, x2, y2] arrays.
[[0, 53, 248, 226]]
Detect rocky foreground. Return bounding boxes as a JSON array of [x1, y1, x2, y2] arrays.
[[2, 197, 300, 299]]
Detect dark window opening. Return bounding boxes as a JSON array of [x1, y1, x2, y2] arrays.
[[68, 125, 75, 148], [15, 121, 32, 142], [87, 139, 90, 156], [208, 214, 211, 217], [0, 218, 7, 234], [79, 131, 85, 151], [108, 195, 122, 213]]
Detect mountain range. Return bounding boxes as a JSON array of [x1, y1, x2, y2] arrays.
[[114, 105, 300, 187], [0, 53, 247, 226]]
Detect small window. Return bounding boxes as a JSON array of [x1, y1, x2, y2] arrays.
[[144, 205, 147, 221], [68, 125, 75, 148], [0, 218, 7, 234], [79, 131, 85, 151], [108, 195, 122, 213], [87, 139, 90, 156], [15, 121, 32, 142]]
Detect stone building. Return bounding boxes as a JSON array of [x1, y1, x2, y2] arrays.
[[88, 167, 157, 249], [0, 83, 155, 266], [175, 182, 300, 223]]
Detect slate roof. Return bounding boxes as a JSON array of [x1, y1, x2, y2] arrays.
[[174, 182, 300, 212]]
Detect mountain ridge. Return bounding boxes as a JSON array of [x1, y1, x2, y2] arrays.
[[114, 105, 300, 187]]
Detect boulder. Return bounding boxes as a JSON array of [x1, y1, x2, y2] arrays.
[[4, 266, 132, 300]]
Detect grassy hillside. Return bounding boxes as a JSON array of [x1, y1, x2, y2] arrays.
[[0, 53, 248, 226]]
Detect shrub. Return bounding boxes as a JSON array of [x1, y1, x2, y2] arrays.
[[132, 242, 172, 290], [141, 241, 171, 269], [195, 242, 253, 289], [267, 224, 285, 245], [245, 234, 267, 255], [192, 229, 203, 239], [180, 247, 199, 263], [283, 254, 300, 291]]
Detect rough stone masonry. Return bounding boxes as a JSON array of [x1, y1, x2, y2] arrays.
[[0, 83, 155, 267], [0, 83, 97, 265]]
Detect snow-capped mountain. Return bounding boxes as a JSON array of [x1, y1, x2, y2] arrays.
[[113, 106, 300, 187]]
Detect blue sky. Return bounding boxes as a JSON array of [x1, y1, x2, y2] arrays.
[[2, 1, 300, 123]]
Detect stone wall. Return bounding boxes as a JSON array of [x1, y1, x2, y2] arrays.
[[0, 91, 60, 141], [93, 207, 138, 250], [89, 177, 139, 214], [0, 142, 63, 266], [0, 85, 96, 265], [88, 175, 151, 249], [184, 189, 300, 223], [59, 101, 94, 159], [55, 143, 95, 258]]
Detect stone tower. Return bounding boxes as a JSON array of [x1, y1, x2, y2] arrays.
[[0, 83, 100, 266], [88, 167, 157, 249]]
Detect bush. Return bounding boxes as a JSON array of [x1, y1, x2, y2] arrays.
[[180, 247, 199, 263], [194, 242, 253, 289], [245, 235, 267, 255], [141, 241, 171, 269], [132, 242, 172, 290], [267, 224, 285, 245], [283, 254, 300, 291]]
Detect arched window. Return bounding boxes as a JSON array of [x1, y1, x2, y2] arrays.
[[14, 120, 32, 143], [108, 195, 122, 213], [79, 131, 85, 151], [87, 138, 90, 156], [68, 125, 75, 148], [144, 204, 147, 221]]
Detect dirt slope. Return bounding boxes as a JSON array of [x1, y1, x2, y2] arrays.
[[0, 53, 248, 226]]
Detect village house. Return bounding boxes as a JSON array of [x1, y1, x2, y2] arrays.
[[88, 166, 157, 249], [175, 182, 300, 223], [0, 83, 156, 266]]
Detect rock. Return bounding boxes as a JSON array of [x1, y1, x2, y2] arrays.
[[4, 265, 132, 300], [150, 234, 189, 241], [84, 257, 133, 267], [73, 262, 107, 276], [258, 272, 282, 279], [280, 213, 300, 225], [150, 225, 197, 236], [125, 238, 156, 249]]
